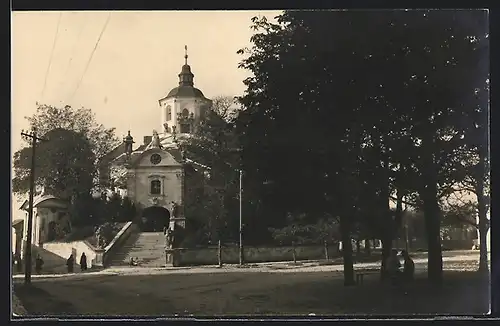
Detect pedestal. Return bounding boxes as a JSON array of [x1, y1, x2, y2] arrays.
[[165, 248, 183, 267], [93, 248, 105, 267]]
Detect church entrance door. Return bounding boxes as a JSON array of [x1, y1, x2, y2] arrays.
[[141, 206, 170, 232]]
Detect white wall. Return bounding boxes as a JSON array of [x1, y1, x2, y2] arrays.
[[159, 96, 211, 134], [43, 241, 97, 268], [12, 227, 16, 254]]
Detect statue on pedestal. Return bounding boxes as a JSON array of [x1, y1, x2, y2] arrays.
[[151, 130, 162, 148], [170, 201, 179, 219], [164, 226, 175, 249], [95, 225, 103, 249]]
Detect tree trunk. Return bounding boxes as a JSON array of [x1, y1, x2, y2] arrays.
[[365, 239, 371, 256], [292, 241, 297, 264], [380, 236, 392, 281], [476, 154, 489, 273], [324, 240, 329, 260], [422, 182, 444, 284], [340, 217, 355, 286], [355, 239, 361, 256], [394, 188, 404, 244], [218, 239, 222, 267]]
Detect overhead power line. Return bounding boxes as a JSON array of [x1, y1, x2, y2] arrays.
[[70, 12, 112, 102], [40, 11, 63, 101], [64, 13, 88, 80]]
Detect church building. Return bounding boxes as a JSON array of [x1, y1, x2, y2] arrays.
[[101, 47, 212, 241]]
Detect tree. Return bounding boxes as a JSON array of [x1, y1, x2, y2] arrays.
[[13, 104, 120, 228], [13, 128, 95, 199], [182, 96, 241, 244], [211, 95, 240, 122], [373, 11, 488, 283], [25, 104, 119, 164], [236, 10, 487, 285]]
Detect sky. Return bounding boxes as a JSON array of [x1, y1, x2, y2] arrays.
[[10, 10, 483, 223], [11, 10, 282, 218], [11, 10, 282, 152]]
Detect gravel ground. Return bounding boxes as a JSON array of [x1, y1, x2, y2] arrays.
[[12, 292, 28, 316], [13, 251, 489, 316]]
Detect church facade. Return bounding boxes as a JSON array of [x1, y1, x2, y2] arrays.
[[104, 47, 212, 240]]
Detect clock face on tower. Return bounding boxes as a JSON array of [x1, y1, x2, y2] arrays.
[[150, 154, 162, 165]]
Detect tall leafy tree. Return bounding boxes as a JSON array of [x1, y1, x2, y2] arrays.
[[13, 104, 120, 228], [13, 104, 120, 197], [182, 96, 242, 244], [237, 10, 487, 285], [13, 128, 95, 199], [26, 104, 119, 163]]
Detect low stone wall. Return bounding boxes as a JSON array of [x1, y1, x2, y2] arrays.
[[103, 221, 134, 266], [177, 244, 340, 266], [393, 239, 474, 251], [43, 240, 98, 268], [42, 221, 135, 268]]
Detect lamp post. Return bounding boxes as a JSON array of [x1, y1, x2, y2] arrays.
[[20, 128, 47, 285], [184, 157, 244, 265]]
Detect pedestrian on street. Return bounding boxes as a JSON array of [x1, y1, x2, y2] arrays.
[[401, 250, 415, 282], [80, 253, 88, 272], [35, 254, 44, 274], [67, 254, 74, 273], [385, 249, 402, 285]]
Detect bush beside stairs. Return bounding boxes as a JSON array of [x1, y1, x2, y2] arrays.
[[107, 227, 166, 268]]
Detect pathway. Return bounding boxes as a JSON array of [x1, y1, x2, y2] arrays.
[[12, 252, 484, 282]]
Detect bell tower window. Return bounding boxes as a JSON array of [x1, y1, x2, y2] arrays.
[[166, 105, 172, 121], [178, 108, 193, 134]]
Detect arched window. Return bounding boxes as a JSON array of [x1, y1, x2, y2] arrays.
[[150, 180, 162, 195], [166, 105, 172, 121], [182, 108, 189, 117]]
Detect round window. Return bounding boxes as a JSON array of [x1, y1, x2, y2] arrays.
[[150, 154, 162, 165]]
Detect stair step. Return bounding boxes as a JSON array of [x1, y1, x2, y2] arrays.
[[106, 230, 169, 266]]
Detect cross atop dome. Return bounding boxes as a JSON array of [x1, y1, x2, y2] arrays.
[[178, 45, 194, 87]]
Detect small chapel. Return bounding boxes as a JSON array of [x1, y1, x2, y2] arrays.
[[99, 46, 213, 241]]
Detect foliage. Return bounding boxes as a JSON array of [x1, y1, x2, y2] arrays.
[[13, 104, 120, 198], [182, 95, 242, 245], [119, 196, 137, 223], [236, 10, 487, 284], [94, 222, 125, 248], [26, 104, 119, 163], [13, 128, 95, 199], [270, 213, 340, 245]]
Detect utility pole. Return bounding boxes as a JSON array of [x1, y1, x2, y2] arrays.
[[20, 128, 46, 285], [239, 169, 243, 266]]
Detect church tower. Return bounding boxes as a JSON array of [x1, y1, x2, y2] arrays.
[[158, 46, 212, 136]]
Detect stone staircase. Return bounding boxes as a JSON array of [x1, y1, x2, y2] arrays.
[[107, 230, 166, 268]]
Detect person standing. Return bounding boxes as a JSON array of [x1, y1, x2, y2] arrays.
[[66, 254, 74, 273], [401, 250, 415, 282], [80, 253, 88, 272], [385, 249, 402, 284], [35, 254, 44, 274]]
